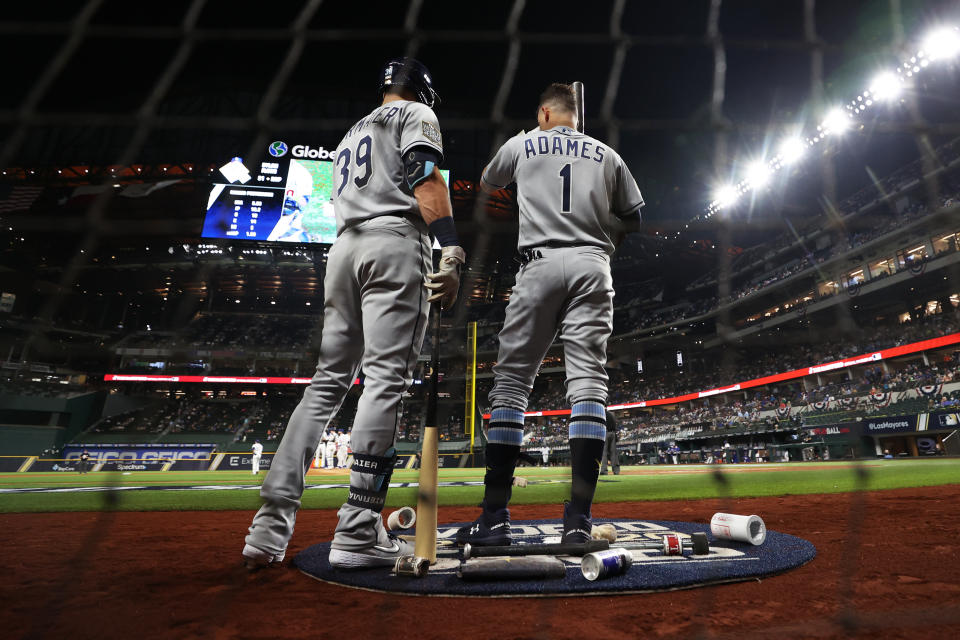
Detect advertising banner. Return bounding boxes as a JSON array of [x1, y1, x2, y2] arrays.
[[218, 452, 275, 471], [99, 459, 168, 472], [861, 415, 919, 435], [930, 412, 960, 429], [63, 443, 217, 463], [27, 459, 81, 472]]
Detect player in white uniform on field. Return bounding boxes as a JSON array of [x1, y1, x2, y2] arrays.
[[457, 83, 643, 547], [251, 440, 263, 475], [336, 430, 350, 468], [322, 430, 337, 469], [243, 58, 464, 570]]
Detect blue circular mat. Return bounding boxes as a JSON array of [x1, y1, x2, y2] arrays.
[[292, 519, 816, 597]]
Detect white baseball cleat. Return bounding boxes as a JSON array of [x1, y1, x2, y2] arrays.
[[242, 543, 285, 570]]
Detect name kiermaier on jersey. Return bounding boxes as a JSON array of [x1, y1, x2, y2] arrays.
[[291, 145, 335, 159]]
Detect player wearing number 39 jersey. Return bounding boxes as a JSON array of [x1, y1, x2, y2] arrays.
[[243, 58, 465, 571], [457, 83, 643, 548]]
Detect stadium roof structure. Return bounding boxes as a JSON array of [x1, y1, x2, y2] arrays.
[[1, 0, 959, 339]]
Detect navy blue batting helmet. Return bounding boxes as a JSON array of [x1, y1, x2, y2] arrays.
[[379, 57, 440, 108]]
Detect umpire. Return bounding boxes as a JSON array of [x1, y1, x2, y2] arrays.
[[600, 410, 620, 475]]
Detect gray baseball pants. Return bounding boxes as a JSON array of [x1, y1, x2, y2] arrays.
[[245, 215, 430, 555], [489, 246, 614, 409]]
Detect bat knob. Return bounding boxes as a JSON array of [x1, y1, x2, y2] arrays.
[[394, 555, 429, 578], [387, 506, 417, 531]]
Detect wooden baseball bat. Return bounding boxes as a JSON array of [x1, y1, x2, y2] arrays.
[[414, 302, 442, 564], [572, 81, 585, 133]]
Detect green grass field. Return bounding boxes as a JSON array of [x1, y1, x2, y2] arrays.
[[1, 459, 959, 514]]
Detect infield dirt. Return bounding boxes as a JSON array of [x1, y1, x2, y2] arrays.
[[3, 486, 959, 639]]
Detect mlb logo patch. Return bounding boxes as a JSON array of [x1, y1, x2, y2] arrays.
[[421, 121, 442, 147]]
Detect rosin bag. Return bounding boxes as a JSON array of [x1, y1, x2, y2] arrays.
[[710, 512, 767, 546]]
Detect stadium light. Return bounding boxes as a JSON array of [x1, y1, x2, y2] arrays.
[[821, 108, 851, 135], [922, 26, 960, 61], [714, 185, 739, 208], [778, 138, 806, 165], [698, 24, 955, 220], [746, 161, 772, 188], [869, 71, 903, 101]]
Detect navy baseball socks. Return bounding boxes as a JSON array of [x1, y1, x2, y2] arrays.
[[329, 448, 414, 569], [563, 400, 607, 543], [455, 407, 522, 546]]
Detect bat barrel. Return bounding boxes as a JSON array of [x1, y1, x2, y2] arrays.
[[572, 81, 585, 133], [414, 303, 443, 564], [458, 556, 567, 581]]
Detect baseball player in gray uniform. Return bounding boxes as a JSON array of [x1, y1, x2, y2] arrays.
[[457, 83, 643, 547], [243, 57, 465, 570]]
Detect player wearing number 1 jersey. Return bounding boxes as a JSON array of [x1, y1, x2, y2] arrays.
[[243, 57, 465, 570], [457, 83, 644, 547]]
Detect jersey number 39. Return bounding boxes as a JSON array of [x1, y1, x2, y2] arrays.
[[335, 135, 373, 196]]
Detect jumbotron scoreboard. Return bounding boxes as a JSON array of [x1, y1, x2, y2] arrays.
[[201, 140, 448, 245]]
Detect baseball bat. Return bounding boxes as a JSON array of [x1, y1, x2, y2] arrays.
[[463, 539, 609, 559], [458, 556, 567, 581], [572, 81, 585, 133], [414, 302, 442, 564]]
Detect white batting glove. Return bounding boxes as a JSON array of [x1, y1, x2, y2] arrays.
[[425, 245, 466, 309]]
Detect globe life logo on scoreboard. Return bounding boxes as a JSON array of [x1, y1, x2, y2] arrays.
[[290, 144, 335, 160], [268, 140, 334, 160]]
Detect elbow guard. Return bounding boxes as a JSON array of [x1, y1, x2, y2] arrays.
[[404, 148, 442, 190]]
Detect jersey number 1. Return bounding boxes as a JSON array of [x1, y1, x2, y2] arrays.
[[559, 163, 572, 213], [336, 135, 373, 196]]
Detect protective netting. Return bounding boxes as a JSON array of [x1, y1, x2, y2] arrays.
[[2, 1, 960, 634]]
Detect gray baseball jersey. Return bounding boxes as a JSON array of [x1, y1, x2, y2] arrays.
[[332, 100, 443, 232], [481, 126, 643, 254]]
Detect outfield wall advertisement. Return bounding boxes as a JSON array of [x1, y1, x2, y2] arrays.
[[217, 452, 275, 471], [62, 443, 217, 463]]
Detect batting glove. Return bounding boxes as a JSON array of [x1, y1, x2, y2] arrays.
[[425, 245, 466, 309]]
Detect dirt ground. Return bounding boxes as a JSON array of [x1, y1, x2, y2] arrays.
[[3, 486, 960, 640]]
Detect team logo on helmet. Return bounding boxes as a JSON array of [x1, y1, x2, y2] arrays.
[[268, 141, 289, 157]]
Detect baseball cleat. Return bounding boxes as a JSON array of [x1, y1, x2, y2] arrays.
[[242, 543, 285, 570], [329, 532, 415, 570], [561, 501, 592, 544], [455, 504, 512, 547]]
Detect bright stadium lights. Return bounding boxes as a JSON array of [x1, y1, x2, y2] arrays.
[[869, 71, 903, 101], [778, 138, 806, 165], [922, 26, 960, 61], [821, 108, 851, 135], [746, 161, 772, 188], [714, 185, 739, 208], [696, 24, 958, 220]]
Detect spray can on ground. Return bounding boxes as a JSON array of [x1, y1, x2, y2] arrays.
[[581, 548, 633, 581]]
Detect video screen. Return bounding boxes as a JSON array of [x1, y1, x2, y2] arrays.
[[202, 150, 449, 245]]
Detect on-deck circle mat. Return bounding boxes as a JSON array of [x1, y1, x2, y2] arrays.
[[292, 518, 816, 597]]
